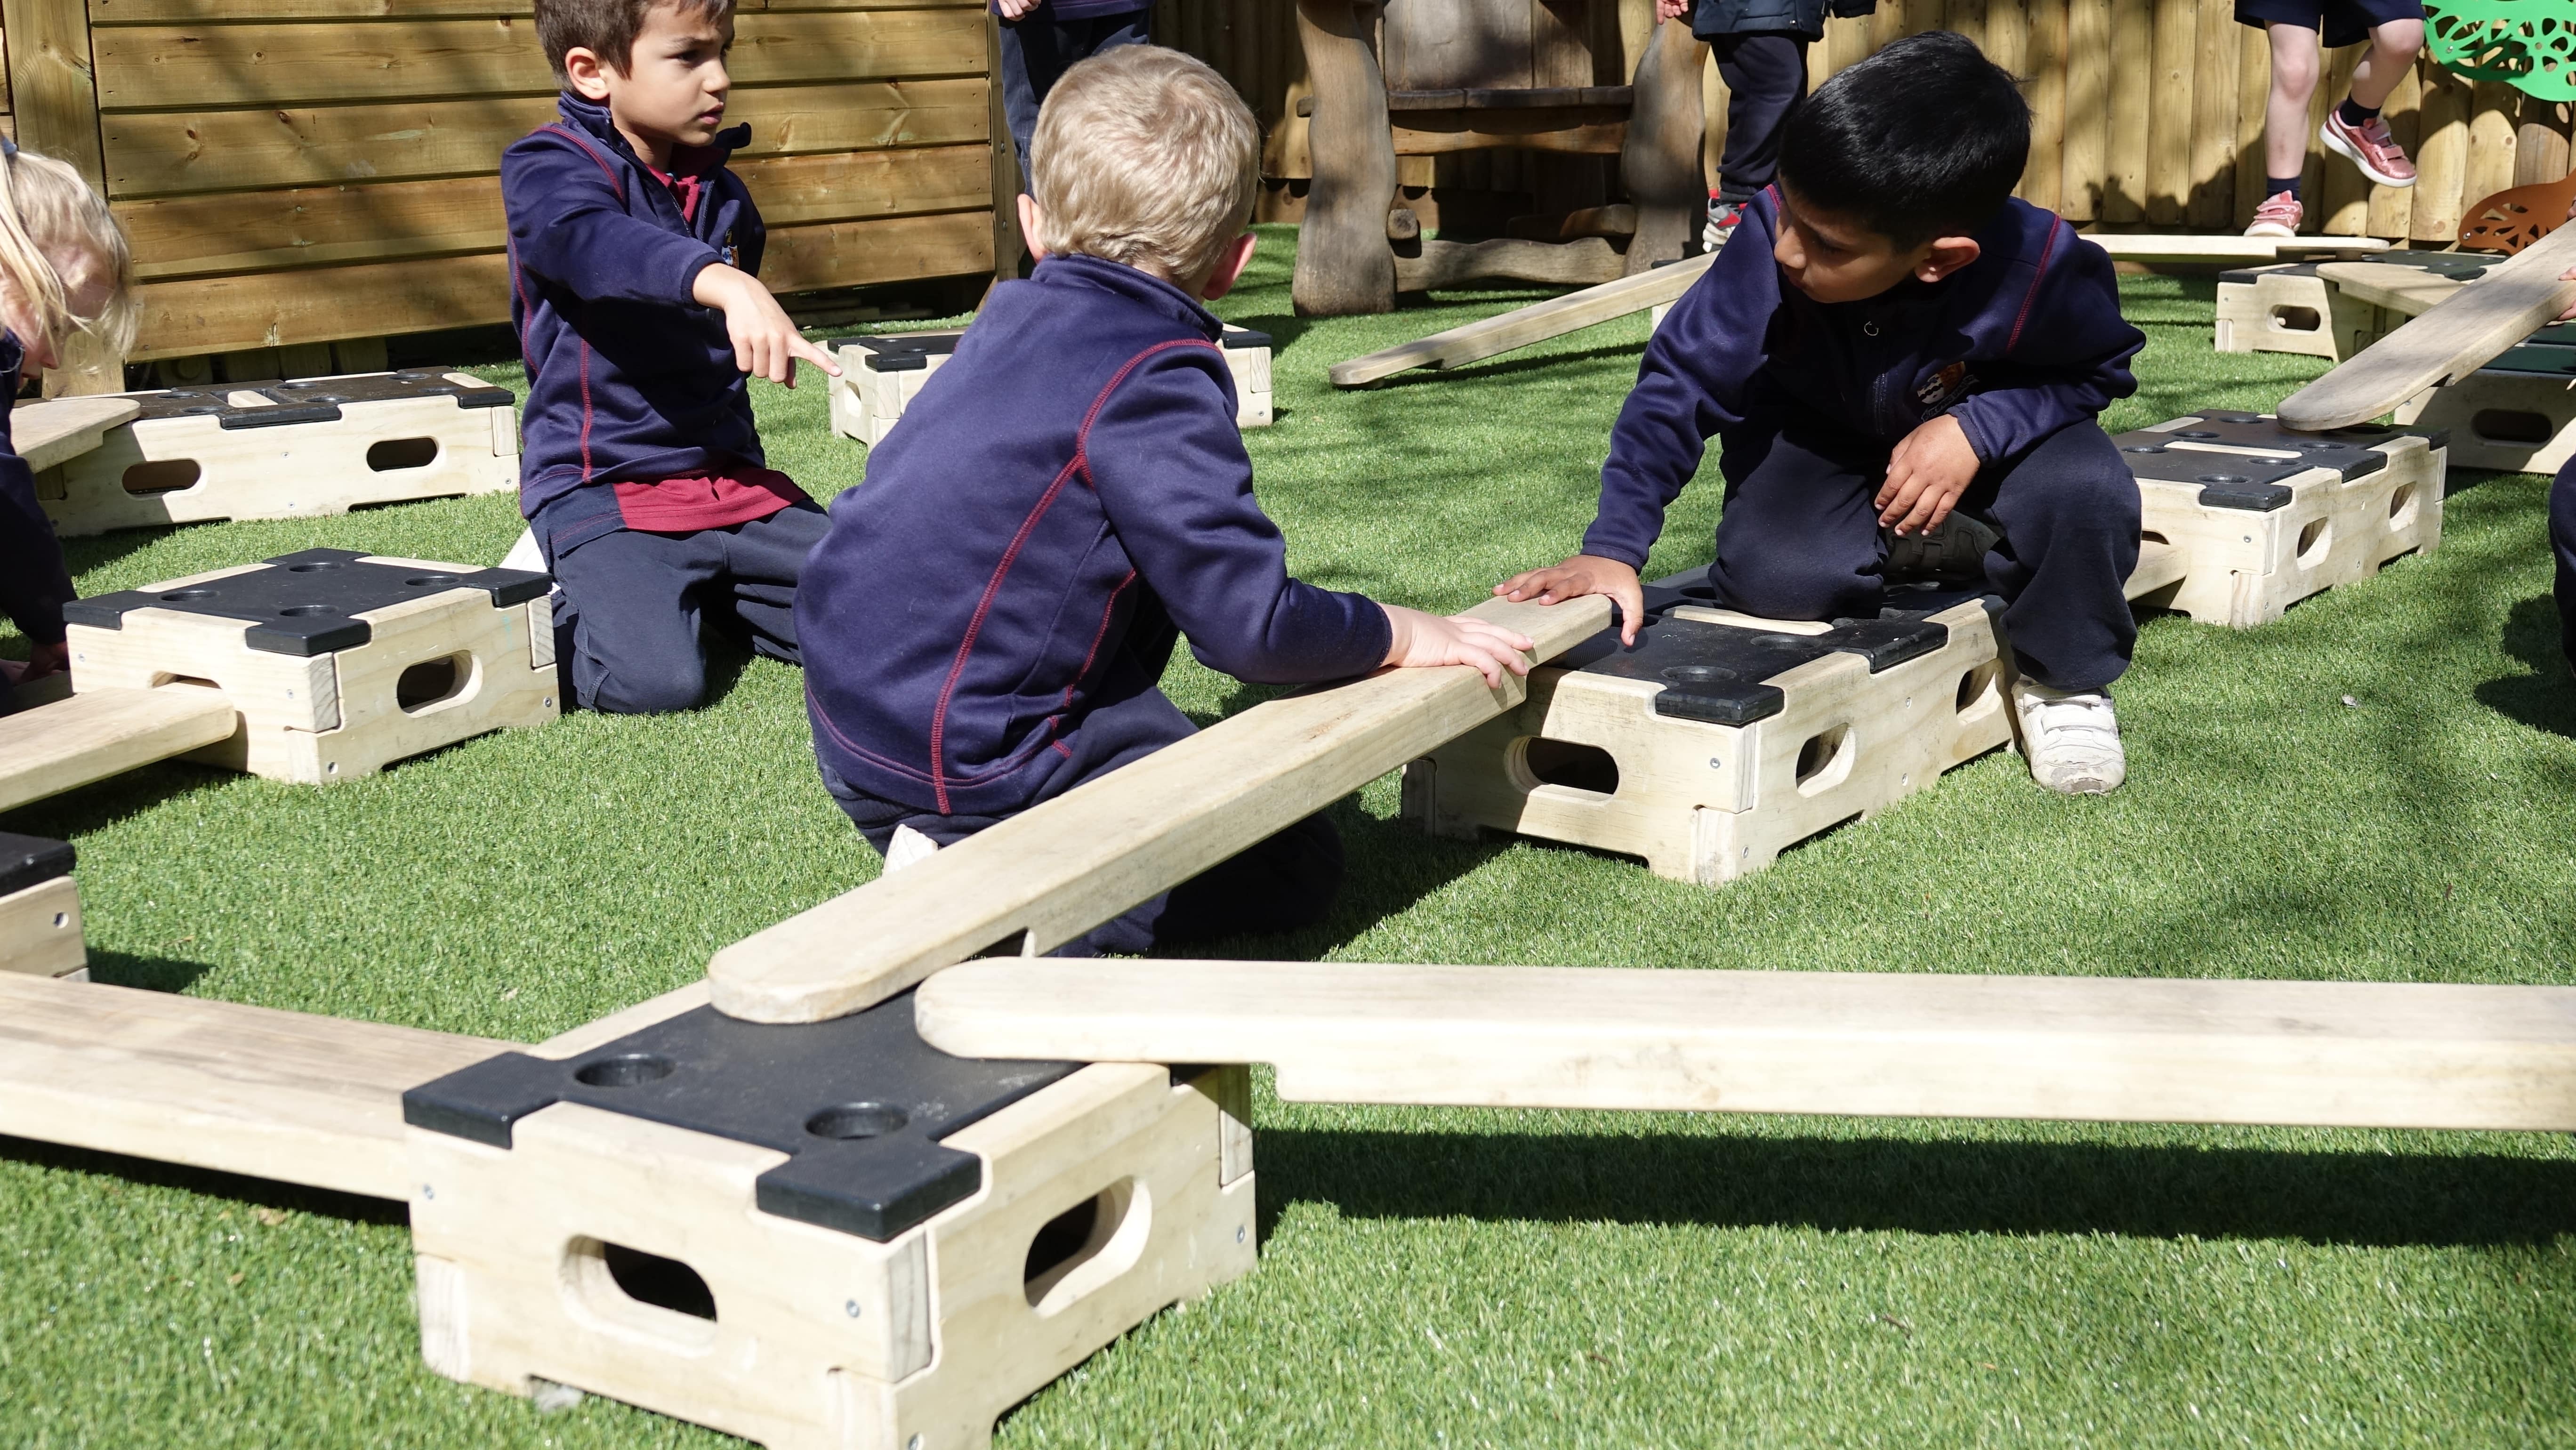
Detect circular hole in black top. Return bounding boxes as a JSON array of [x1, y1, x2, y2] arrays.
[[1662, 664, 1738, 685], [157, 589, 216, 601], [805, 1102, 909, 1140], [2302, 442, 2354, 451], [404, 574, 461, 587], [177, 404, 223, 415], [285, 562, 344, 573], [1753, 633, 1806, 647], [2122, 444, 2166, 454], [575, 1053, 675, 1088], [275, 604, 339, 618], [2175, 429, 2220, 439], [277, 380, 322, 390], [2196, 474, 2250, 484], [394, 370, 436, 382]]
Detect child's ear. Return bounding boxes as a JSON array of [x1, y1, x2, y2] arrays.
[[564, 45, 616, 101], [1915, 235, 1981, 284], [1198, 231, 1259, 301], [1016, 193, 1049, 262]]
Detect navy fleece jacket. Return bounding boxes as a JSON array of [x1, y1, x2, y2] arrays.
[[0, 335, 76, 649], [501, 93, 766, 529], [1582, 189, 2145, 567], [799, 255, 1393, 817]]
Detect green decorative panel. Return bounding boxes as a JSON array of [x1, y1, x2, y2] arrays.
[[2425, 0, 2576, 100]]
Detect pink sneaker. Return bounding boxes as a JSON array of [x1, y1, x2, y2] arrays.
[[2244, 192, 2302, 238], [2321, 112, 2417, 188]]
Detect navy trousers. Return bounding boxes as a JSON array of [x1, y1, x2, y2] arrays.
[[997, 6, 1152, 190], [1702, 32, 1809, 206], [544, 501, 829, 715], [2553, 461, 2576, 673], [819, 681, 1344, 956], [1706, 415, 2143, 692]]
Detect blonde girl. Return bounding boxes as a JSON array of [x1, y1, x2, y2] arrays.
[[0, 140, 137, 689]]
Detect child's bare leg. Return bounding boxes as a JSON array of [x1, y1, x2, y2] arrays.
[[2264, 23, 2322, 182], [2348, 17, 2424, 113]]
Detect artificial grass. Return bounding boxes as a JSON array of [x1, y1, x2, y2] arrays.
[[3, 226, 2573, 1447]]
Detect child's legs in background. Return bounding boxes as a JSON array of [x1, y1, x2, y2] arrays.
[[817, 682, 1343, 956], [1705, 32, 1809, 208], [1705, 417, 1892, 623], [2349, 14, 2425, 112], [546, 526, 726, 715], [2552, 461, 2576, 674], [997, 6, 1152, 190], [2262, 22, 2322, 182], [1958, 422, 2141, 693], [710, 500, 828, 668]]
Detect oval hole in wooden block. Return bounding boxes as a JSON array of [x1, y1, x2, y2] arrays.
[[2270, 306, 2322, 334], [121, 459, 202, 496], [1515, 737, 1619, 797], [2471, 408, 2556, 445], [566, 1237, 720, 1343], [1795, 725, 1855, 796], [396, 653, 475, 714], [1024, 1179, 1149, 1316], [366, 437, 441, 472], [2297, 518, 2331, 565]]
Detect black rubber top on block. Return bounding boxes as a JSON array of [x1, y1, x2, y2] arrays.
[[63, 548, 551, 657], [1222, 329, 1272, 349], [125, 371, 513, 428], [402, 995, 1079, 1242], [2128, 411, 2391, 479], [1557, 609, 1949, 725], [845, 332, 966, 372], [0, 832, 73, 897]]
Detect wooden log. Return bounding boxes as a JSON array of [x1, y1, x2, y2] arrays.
[[0, 973, 508, 1199], [913, 959, 2576, 1132], [0, 684, 239, 814], [1292, 0, 1399, 316], [11, 395, 139, 471], [2279, 223, 2576, 430], [1616, 15, 1707, 274], [1330, 250, 1714, 387], [706, 595, 1612, 1025]]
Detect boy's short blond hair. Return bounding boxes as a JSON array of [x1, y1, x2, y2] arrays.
[[1027, 46, 1259, 286]]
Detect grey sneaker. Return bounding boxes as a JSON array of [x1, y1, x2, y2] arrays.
[[2011, 679, 2125, 794], [1883, 513, 1999, 581]]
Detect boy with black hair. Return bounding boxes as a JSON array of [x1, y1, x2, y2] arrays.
[[505, 0, 841, 715], [1500, 29, 2149, 794], [797, 46, 1537, 951]]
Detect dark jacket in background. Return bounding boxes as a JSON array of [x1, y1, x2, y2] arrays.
[[0, 335, 76, 649], [798, 254, 1391, 818]]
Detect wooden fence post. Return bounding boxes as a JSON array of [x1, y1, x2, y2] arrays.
[[2, 0, 119, 394], [1291, 0, 1396, 316], [988, 9, 1020, 293]]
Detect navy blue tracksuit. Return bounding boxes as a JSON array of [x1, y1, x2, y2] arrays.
[[1588, 189, 2149, 692], [503, 93, 827, 714], [2552, 464, 2576, 673], [798, 254, 1390, 955], [0, 334, 75, 693], [994, 1, 1150, 192]]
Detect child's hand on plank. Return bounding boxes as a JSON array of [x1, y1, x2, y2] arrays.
[[1494, 554, 1647, 645], [693, 264, 843, 387], [1381, 606, 1536, 689], [1876, 413, 1981, 536]]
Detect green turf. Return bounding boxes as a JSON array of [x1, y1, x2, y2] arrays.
[[4, 227, 2573, 1447]]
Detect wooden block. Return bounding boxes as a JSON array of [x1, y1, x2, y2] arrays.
[[2213, 263, 2387, 361], [2082, 233, 2390, 265], [0, 973, 509, 1199], [0, 833, 84, 980], [913, 959, 2576, 1132], [36, 370, 520, 538], [2122, 412, 2445, 627], [2394, 362, 2576, 474], [406, 997, 1255, 1450], [1329, 250, 1712, 387], [832, 327, 1270, 447], [60, 549, 558, 787], [0, 681, 240, 815], [708, 593, 1611, 1024], [1404, 599, 2012, 885], [10, 395, 142, 473]]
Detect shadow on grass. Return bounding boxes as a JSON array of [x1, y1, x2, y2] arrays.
[[81, 950, 218, 994], [0, 1135, 406, 1228], [1352, 342, 1644, 395], [2476, 595, 2576, 739], [1260, 1128, 2576, 1249], [1223, 311, 1314, 357]]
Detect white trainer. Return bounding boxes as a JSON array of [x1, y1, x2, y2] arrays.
[[2011, 678, 2125, 794], [883, 823, 942, 873]]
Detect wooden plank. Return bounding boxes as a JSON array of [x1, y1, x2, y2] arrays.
[[706, 595, 1614, 1024], [104, 78, 988, 198], [93, 11, 985, 111], [2103, 0, 2150, 221], [2142, 0, 2195, 224], [2462, 81, 2520, 228], [89, 0, 985, 17], [2315, 259, 2461, 316], [1382, 0, 1530, 90], [2185, 0, 2234, 227], [2082, 232, 2387, 263], [2363, 57, 2418, 243], [2059, 0, 2107, 219], [1330, 249, 1713, 386], [2020, 0, 2064, 211], [12, 394, 140, 470], [2315, 42, 2367, 235], [0, 875, 84, 979], [0, 973, 509, 1199], [129, 210, 989, 358], [2413, 62, 2470, 244], [2279, 223, 2576, 429], [0, 684, 239, 814], [2232, 22, 2267, 228], [3, 0, 105, 188], [911, 960, 2576, 1132]]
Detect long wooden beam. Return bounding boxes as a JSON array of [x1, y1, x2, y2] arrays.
[[2081, 233, 2389, 265], [0, 974, 509, 1199], [14, 395, 140, 472], [914, 960, 2576, 1131], [0, 685, 240, 815], [708, 595, 1610, 1024], [1329, 251, 1715, 388], [2280, 225, 2576, 431]]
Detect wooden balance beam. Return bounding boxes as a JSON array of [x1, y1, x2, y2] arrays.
[[707, 595, 1611, 1024], [1329, 251, 1716, 388], [2081, 234, 2390, 266], [14, 395, 142, 472], [915, 960, 2576, 1131], [0, 682, 239, 814], [2280, 224, 2576, 431]]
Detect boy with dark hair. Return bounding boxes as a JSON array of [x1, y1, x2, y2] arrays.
[[1500, 30, 2149, 794], [797, 46, 1537, 952], [506, 0, 840, 714]]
